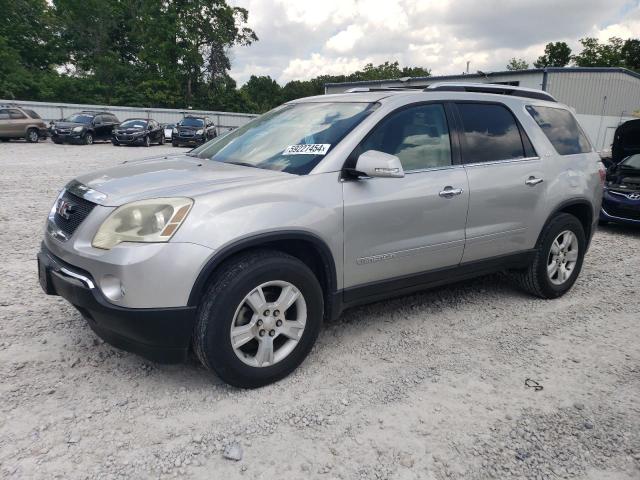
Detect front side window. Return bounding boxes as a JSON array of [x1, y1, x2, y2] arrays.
[[356, 103, 452, 171], [193, 102, 378, 175], [457, 103, 525, 163], [526, 105, 592, 155], [24, 109, 41, 119]]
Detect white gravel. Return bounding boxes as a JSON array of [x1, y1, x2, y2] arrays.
[[1, 140, 639, 480]]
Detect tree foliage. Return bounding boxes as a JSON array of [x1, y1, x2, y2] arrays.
[[534, 42, 572, 68], [505, 58, 529, 71]]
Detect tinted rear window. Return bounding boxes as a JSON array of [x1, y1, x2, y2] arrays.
[[526, 105, 591, 155], [457, 103, 525, 163]]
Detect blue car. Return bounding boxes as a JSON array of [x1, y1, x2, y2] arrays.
[[601, 153, 640, 226]]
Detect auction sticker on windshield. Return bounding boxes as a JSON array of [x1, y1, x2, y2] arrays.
[[283, 144, 331, 155]]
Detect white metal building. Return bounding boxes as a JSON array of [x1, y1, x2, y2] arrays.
[[325, 67, 640, 153], [0, 99, 258, 134]]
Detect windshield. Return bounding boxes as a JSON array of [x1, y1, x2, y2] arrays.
[[65, 114, 94, 124], [192, 102, 378, 175], [179, 117, 204, 127], [120, 119, 148, 129], [621, 154, 640, 169]]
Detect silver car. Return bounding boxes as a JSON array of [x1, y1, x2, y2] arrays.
[[38, 84, 604, 388]]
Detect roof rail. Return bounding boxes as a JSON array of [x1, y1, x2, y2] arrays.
[[344, 86, 423, 93], [425, 82, 557, 102]]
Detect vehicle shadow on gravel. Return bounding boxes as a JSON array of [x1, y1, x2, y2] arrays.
[[598, 223, 640, 238]]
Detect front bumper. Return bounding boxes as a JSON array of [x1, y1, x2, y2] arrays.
[[173, 135, 205, 145], [600, 189, 640, 225], [113, 134, 145, 145], [52, 132, 84, 143], [38, 245, 197, 363]]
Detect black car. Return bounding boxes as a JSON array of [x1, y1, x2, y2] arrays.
[[51, 111, 120, 145], [600, 153, 640, 226], [172, 116, 216, 147], [112, 118, 165, 147]]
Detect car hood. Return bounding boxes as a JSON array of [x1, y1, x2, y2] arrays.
[[53, 121, 88, 129], [72, 155, 291, 206]]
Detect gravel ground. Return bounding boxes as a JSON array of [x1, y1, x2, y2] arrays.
[[1, 141, 639, 480]]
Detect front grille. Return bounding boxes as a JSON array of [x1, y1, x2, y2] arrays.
[[52, 190, 97, 237], [603, 204, 640, 221], [179, 130, 194, 137]]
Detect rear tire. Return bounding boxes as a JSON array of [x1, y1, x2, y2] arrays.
[[159, 134, 165, 145], [26, 128, 39, 143], [508, 213, 586, 299], [193, 250, 323, 388]]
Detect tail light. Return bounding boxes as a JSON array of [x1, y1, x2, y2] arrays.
[[598, 163, 607, 184]]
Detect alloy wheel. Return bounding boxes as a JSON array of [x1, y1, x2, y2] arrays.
[[229, 280, 307, 368], [547, 230, 579, 285]]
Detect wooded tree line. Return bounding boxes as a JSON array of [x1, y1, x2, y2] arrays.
[[1, 1, 638, 114], [506, 37, 640, 71], [0, 0, 429, 113]]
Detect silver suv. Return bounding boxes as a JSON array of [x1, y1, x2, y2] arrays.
[[38, 84, 604, 388]]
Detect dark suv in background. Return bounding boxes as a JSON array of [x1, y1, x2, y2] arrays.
[[172, 116, 216, 147], [0, 105, 48, 142], [51, 111, 120, 145]]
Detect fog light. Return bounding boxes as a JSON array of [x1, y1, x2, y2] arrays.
[[100, 274, 125, 301]]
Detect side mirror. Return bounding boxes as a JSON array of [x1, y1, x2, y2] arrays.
[[353, 150, 404, 178]]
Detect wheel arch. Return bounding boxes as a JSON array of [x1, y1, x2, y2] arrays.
[[541, 198, 594, 245], [188, 231, 338, 319]]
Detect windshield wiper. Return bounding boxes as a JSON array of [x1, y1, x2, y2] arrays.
[[225, 161, 259, 169]]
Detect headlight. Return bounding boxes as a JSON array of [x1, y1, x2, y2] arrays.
[[73, 126, 84, 132], [196, 129, 204, 135], [92, 198, 193, 250]]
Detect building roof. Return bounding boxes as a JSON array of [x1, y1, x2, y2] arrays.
[[325, 67, 640, 88]]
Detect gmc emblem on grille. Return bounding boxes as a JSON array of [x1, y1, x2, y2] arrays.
[[56, 199, 75, 220]]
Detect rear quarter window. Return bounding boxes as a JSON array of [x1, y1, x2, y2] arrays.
[[526, 105, 592, 155]]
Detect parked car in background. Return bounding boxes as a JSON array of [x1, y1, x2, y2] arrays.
[[611, 119, 640, 166], [0, 105, 48, 143], [601, 153, 640, 226], [163, 123, 175, 141], [172, 116, 216, 147], [38, 84, 603, 388], [51, 111, 119, 145], [112, 118, 165, 147]]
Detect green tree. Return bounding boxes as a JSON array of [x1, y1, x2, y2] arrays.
[[505, 58, 529, 71], [573, 37, 625, 67], [534, 42, 572, 68], [240, 75, 282, 112], [621, 39, 640, 71]]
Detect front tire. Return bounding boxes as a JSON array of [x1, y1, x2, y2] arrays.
[[509, 213, 586, 299], [143, 135, 150, 147], [193, 250, 323, 388], [26, 128, 39, 143], [83, 132, 93, 145]]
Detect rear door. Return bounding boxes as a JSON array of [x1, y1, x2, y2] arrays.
[[342, 102, 469, 290], [8, 108, 28, 136], [454, 102, 547, 262], [0, 109, 11, 137]]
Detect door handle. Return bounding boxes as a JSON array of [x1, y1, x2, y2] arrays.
[[439, 186, 464, 198], [525, 176, 544, 186]]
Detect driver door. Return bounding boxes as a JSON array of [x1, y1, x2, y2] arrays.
[[342, 103, 469, 293]]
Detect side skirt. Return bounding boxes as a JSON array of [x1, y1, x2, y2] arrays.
[[339, 250, 536, 309]]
